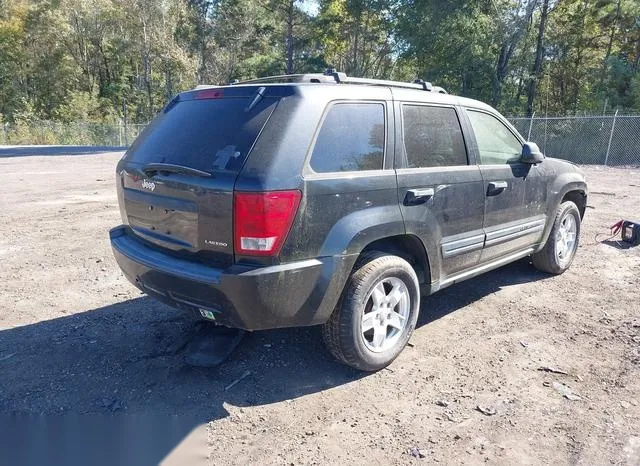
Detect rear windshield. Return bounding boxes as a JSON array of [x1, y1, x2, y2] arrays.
[[125, 97, 278, 173]]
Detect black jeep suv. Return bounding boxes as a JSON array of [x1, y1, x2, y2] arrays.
[[110, 71, 587, 371]]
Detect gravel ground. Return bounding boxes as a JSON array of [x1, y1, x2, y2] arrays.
[[0, 149, 638, 465]]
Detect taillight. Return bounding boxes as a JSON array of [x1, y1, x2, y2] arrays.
[[234, 190, 302, 256]]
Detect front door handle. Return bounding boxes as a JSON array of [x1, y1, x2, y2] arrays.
[[487, 181, 508, 196], [404, 187, 434, 205]]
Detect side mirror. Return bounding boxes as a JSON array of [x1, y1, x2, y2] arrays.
[[521, 142, 545, 164]]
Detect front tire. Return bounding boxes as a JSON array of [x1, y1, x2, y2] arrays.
[[322, 252, 420, 371], [532, 201, 581, 274]]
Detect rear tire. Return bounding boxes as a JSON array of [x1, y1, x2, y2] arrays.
[[532, 201, 581, 274], [322, 252, 420, 371]]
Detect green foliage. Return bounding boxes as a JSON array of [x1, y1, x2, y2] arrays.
[[315, 0, 396, 77], [397, 1, 498, 100], [0, 1, 28, 118], [0, 0, 639, 130]]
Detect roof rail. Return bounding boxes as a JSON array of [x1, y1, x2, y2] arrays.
[[325, 69, 447, 94], [229, 73, 335, 85], [228, 69, 447, 94]]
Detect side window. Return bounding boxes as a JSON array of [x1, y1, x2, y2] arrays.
[[310, 103, 385, 173], [402, 105, 468, 168], [467, 110, 523, 165]]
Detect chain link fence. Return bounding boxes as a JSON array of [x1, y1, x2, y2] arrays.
[[1, 115, 639, 166], [509, 113, 640, 166], [0, 121, 147, 147]]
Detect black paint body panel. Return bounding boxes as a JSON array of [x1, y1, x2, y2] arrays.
[[110, 82, 587, 330]]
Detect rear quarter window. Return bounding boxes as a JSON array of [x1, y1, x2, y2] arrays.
[[309, 102, 385, 173]]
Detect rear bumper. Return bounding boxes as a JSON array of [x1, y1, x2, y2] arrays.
[[110, 226, 355, 330]]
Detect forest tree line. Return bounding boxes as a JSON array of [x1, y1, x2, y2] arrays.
[[0, 0, 639, 126]]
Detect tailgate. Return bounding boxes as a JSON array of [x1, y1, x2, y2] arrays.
[[117, 88, 279, 268], [121, 170, 235, 267]]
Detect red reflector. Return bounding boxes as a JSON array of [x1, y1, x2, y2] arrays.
[[196, 88, 224, 100], [234, 190, 302, 256]]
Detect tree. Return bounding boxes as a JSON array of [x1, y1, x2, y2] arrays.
[[316, 0, 396, 78], [260, 0, 301, 74], [1, 0, 640, 126], [526, 0, 553, 116], [397, 0, 497, 99], [492, 0, 539, 107], [0, 1, 29, 119]]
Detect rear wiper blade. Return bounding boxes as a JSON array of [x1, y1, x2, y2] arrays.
[[142, 163, 211, 178]]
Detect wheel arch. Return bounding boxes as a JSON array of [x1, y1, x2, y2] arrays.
[[561, 189, 587, 219], [537, 178, 588, 252], [359, 234, 432, 287]]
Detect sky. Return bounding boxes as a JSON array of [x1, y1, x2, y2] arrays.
[[299, 0, 320, 16]]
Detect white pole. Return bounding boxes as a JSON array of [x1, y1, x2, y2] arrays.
[[527, 111, 535, 141], [604, 109, 618, 166]]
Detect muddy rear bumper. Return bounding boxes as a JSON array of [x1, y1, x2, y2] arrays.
[[110, 226, 354, 330]]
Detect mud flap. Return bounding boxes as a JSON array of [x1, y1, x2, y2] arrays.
[[183, 323, 246, 368]]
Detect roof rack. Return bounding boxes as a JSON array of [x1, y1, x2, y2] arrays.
[[228, 73, 336, 85], [325, 69, 447, 94], [229, 69, 447, 94]]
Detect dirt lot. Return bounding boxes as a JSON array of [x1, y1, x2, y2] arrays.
[[0, 148, 639, 465]]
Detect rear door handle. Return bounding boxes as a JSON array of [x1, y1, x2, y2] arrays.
[[404, 188, 434, 205], [487, 181, 508, 195]]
